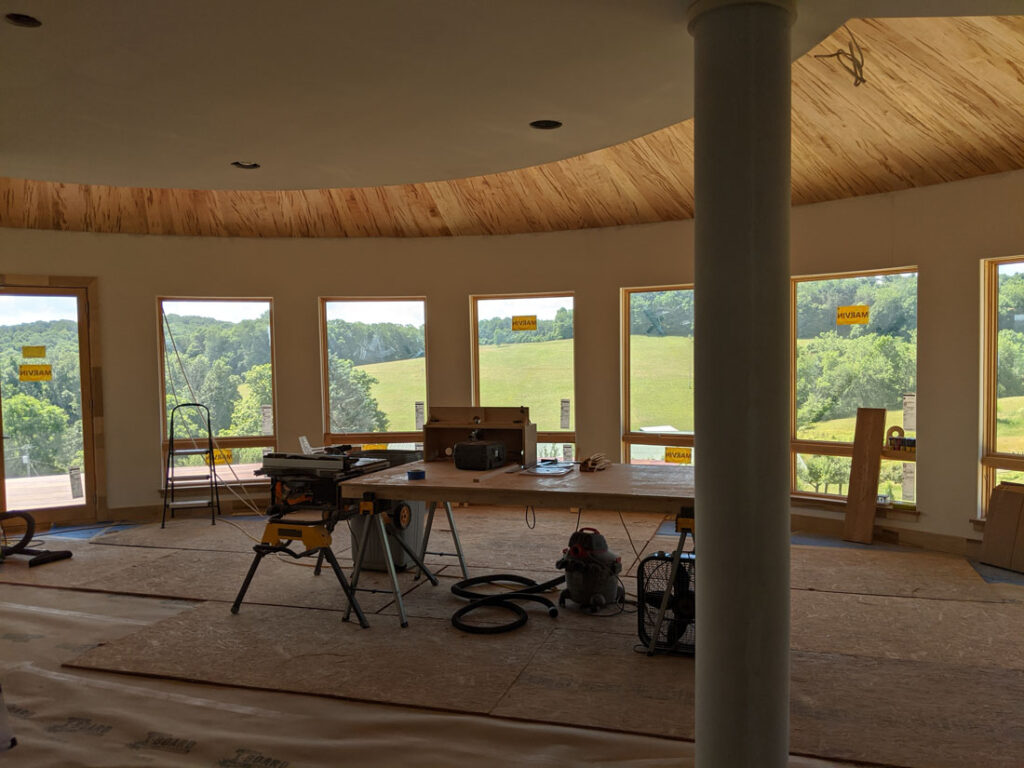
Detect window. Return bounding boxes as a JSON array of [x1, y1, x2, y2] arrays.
[[321, 298, 426, 447], [982, 258, 1024, 512], [472, 294, 574, 442], [159, 299, 275, 481], [791, 270, 917, 502], [622, 286, 695, 465]]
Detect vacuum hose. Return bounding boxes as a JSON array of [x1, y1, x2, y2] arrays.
[[450, 573, 565, 634], [0, 512, 35, 556]]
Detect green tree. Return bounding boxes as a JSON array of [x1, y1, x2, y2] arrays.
[[226, 364, 274, 436], [1, 393, 69, 477], [328, 358, 388, 432]]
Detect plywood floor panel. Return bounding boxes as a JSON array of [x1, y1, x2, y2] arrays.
[[68, 601, 555, 715], [791, 589, 1024, 669], [791, 544, 999, 602]]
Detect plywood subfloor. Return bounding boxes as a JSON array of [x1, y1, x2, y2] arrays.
[[67, 598, 1024, 768], [7, 507, 1024, 767]]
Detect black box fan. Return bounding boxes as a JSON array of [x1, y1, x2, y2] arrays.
[[637, 550, 695, 655]]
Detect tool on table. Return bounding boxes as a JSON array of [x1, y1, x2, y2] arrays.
[[579, 453, 612, 472]]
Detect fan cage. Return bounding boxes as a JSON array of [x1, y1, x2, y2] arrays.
[[637, 551, 696, 655]]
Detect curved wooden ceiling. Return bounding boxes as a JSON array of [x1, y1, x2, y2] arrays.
[[1, 15, 1022, 239]]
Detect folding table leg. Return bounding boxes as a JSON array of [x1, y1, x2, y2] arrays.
[[415, 501, 437, 581], [230, 549, 267, 614], [444, 501, 469, 579], [323, 548, 369, 628], [377, 513, 409, 628], [344, 512, 374, 623]]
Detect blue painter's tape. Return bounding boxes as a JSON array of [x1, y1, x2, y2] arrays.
[[407, 469, 426, 480]]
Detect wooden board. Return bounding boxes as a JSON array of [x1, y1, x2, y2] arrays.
[[340, 460, 695, 515], [2, 17, 1023, 239], [844, 408, 886, 544], [980, 483, 1024, 570]]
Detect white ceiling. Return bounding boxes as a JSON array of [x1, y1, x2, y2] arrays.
[[1, 0, 1019, 191]]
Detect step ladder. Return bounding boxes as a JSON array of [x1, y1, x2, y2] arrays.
[[162, 402, 221, 528]]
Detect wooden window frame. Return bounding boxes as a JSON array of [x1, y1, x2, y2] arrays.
[[980, 256, 1024, 515], [0, 274, 105, 525], [620, 284, 695, 463], [470, 291, 576, 444], [790, 267, 918, 502], [157, 297, 278, 474], [320, 296, 428, 447]]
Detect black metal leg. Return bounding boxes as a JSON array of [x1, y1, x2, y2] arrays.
[[324, 548, 369, 628], [231, 550, 267, 614], [314, 550, 326, 576]]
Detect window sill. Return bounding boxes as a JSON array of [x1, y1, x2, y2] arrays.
[[790, 493, 920, 519]]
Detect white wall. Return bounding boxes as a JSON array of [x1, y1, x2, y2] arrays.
[[1, 169, 1022, 539]]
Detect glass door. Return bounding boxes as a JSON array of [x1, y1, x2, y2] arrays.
[[0, 287, 95, 518]]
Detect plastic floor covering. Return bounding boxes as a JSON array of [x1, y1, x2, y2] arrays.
[[1, 508, 1022, 767]]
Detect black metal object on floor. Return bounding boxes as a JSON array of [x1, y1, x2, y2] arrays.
[[0, 510, 73, 567]]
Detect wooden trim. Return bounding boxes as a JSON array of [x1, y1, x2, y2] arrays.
[[622, 432, 694, 447], [319, 298, 331, 436], [161, 435, 274, 450], [538, 431, 575, 445], [156, 297, 277, 444], [324, 431, 424, 445], [790, 265, 919, 284], [980, 257, 1009, 516]]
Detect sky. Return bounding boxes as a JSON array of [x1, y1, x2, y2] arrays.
[[161, 300, 270, 322], [477, 296, 573, 321], [325, 300, 425, 326], [0, 295, 79, 326]]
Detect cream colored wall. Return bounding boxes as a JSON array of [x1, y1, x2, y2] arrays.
[[1, 169, 1022, 540]]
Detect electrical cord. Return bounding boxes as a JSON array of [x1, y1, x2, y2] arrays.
[[450, 573, 565, 634], [524, 505, 536, 529]]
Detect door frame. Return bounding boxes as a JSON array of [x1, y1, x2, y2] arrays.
[[0, 274, 104, 525]]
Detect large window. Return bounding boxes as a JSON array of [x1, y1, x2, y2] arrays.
[[622, 286, 695, 465], [792, 270, 917, 503], [322, 298, 426, 447], [473, 294, 574, 443], [159, 299, 275, 481], [982, 258, 1024, 510]]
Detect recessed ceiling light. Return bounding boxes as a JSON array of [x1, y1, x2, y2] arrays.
[[5, 12, 42, 27], [230, 161, 261, 170], [530, 120, 562, 130]]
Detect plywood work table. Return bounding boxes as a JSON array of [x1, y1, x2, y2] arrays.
[[339, 460, 695, 516]]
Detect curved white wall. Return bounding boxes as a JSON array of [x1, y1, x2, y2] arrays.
[[1, 169, 1022, 541]]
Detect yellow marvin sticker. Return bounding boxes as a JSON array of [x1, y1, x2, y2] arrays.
[[665, 446, 692, 465], [836, 305, 869, 325], [361, 443, 388, 451], [19, 364, 52, 381], [21, 345, 46, 358], [209, 448, 234, 466], [511, 315, 537, 331]]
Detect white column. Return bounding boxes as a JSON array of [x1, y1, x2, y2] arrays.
[[688, 1, 794, 766]]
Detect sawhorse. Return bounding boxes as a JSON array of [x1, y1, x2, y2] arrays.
[[231, 518, 369, 628], [415, 500, 469, 581], [344, 495, 441, 628]]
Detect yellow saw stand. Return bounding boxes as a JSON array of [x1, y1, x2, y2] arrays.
[[231, 518, 369, 628]]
